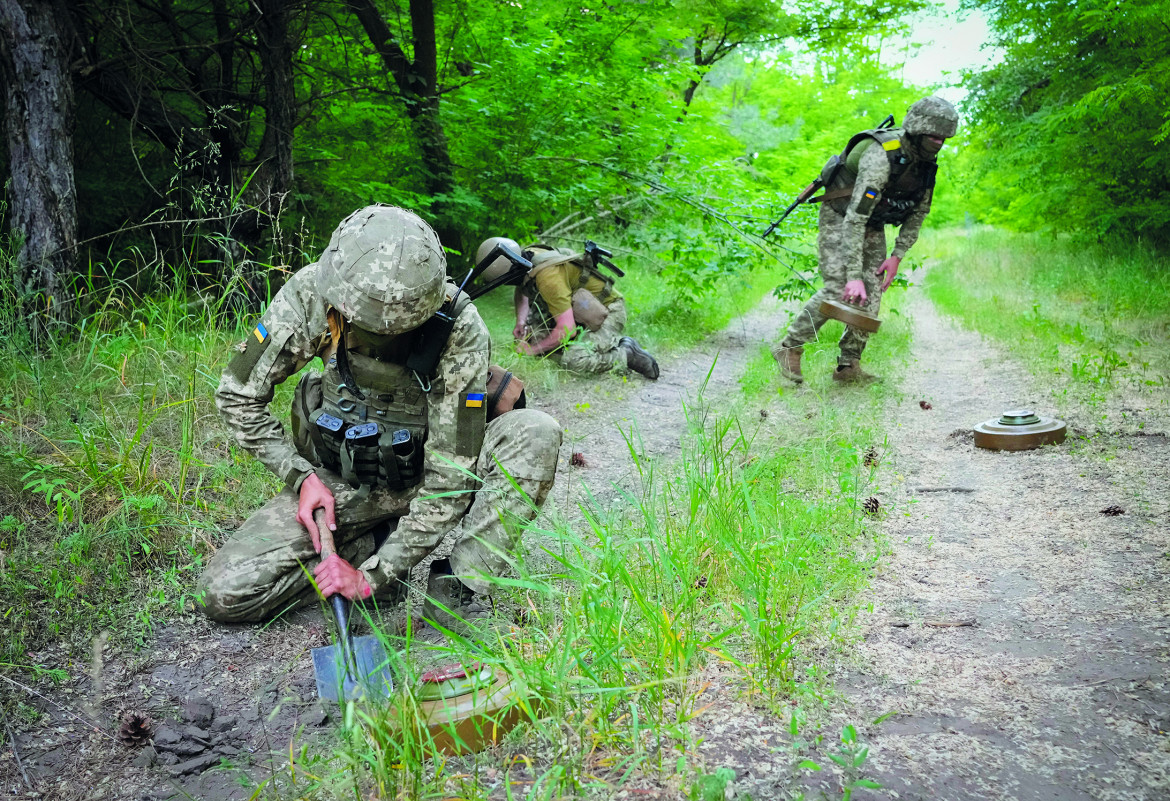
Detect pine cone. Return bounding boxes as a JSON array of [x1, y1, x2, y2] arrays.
[[919, 400, 933, 410], [570, 452, 587, 467], [1100, 505, 1125, 516], [116, 710, 154, 747], [862, 497, 881, 517], [863, 447, 879, 467]]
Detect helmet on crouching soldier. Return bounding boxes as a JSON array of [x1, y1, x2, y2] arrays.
[[317, 205, 447, 335], [903, 96, 959, 139]]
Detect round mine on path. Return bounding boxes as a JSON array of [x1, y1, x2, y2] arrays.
[[819, 299, 882, 332], [973, 408, 1067, 451]]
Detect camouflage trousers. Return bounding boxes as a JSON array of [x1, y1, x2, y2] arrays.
[[531, 298, 628, 374], [197, 409, 562, 623], [778, 205, 887, 365]]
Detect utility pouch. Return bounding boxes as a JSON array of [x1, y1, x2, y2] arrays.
[[486, 365, 526, 421], [571, 288, 609, 332], [405, 307, 457, 378]]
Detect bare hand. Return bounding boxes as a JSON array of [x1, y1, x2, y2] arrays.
[[843, 279, 868, 306], [516, 340, 535, 356], [296, 473, 336, 553], [876, 256, 901, 291], [314, 554, 371, 601], [512, 321, 529, 341]]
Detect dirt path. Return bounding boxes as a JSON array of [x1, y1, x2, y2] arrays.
[[793, 291, 1170, 799], [0, 297, 788, 801]]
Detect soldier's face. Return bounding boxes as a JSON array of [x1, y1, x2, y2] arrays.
[[921, 135, 947, 156]]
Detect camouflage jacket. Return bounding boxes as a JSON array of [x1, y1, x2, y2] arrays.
[[215, 264, 490, 592], [837, 141, 933, 281]]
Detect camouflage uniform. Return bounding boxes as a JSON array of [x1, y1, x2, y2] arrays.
[[776, 141, 931, 365], [199, 257, 562, 624], [524, 252, 629, 375]]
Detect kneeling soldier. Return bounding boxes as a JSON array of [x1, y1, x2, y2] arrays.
[[476, 238, 660, 380], [199, 206, 562, 633]]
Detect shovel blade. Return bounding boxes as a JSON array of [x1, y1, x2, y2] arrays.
[[312, 635, 395, 702]]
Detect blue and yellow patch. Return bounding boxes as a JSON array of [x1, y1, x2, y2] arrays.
[[464, 393, 485, 408], [864, 189, 878, 199], [253, 322, 269, 343]]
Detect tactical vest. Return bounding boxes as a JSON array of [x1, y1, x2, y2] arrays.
[[821, 128, 937, 227], [527, 245, 617, 303], [290, 293, 473, 492]]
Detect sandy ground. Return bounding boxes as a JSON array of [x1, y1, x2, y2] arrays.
[[3, 284, 1168, 801]]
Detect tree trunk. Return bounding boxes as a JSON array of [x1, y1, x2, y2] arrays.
[[0, 0, 78, 327], [347, 0, 460, 251]]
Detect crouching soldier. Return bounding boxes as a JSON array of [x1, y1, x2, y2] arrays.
[[476, 238, 660, 380], [198, 205, 562, 634], [773, 96, 959, 384]]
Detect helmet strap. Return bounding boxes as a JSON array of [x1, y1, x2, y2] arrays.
[[327, 306, 366, 400]]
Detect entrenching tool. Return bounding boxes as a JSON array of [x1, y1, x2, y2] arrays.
[[310, 509, 395, 702]]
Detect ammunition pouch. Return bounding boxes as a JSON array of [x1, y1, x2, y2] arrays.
[[291, 352, 430, 491]]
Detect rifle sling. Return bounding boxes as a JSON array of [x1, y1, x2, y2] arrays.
[[809, 187, 855, 204]]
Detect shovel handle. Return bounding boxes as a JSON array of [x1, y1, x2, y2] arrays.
[[313, 507, 337, 560]]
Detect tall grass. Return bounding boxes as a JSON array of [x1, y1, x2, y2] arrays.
[[922, 228, 1170, 397], [278, 289, 911, 800]]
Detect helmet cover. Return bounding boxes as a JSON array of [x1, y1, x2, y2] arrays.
[[903, 96, 959, 138], [475, 237, 522, 282], [316, 205, 447, 335]]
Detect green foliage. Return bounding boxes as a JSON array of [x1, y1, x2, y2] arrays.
[[923, 227, 1170, 400], [961, 0, 1170, 242]]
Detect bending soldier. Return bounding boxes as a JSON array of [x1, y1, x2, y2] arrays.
[[198, 206, 562, 633], [773, 96, 959, 384], [476, 238, 660, 380]]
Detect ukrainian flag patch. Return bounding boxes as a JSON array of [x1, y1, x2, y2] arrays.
[[882, 140, 901, 151], [864, 189, 878, 199], [253, 322, 269, 343], [464, 393, 485, 408]]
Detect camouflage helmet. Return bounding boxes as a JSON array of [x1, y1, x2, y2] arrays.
[[316, 205, 447, 335], [475, 237, 521, 282], [903, 96, 959, 138]]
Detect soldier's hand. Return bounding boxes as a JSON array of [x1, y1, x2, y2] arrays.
[[843, 279, 868, 306], [296, 473, 337, 553], [314, 554, 372, 601], [512, 321, 528, 341], [876, 256, 901, 291]]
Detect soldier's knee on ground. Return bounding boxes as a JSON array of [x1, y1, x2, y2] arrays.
[[197, 563, 275, 624]]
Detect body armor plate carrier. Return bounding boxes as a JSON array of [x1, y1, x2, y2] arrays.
[[819, 128, 937, 228], [291, 292, 473, 492]]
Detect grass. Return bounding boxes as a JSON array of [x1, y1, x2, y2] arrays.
[[248, 283, 913, 799], [0, 228, 903, 799], [921, 227, 1170, 403]]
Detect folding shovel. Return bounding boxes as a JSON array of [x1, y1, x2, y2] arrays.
[[310, 509, 395, 702]]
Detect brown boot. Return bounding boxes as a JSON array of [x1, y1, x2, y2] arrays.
[[832, 359, 881, 385], [772, 345, 803, 384]]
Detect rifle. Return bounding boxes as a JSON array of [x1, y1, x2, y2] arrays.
[[760, 113, 898, 239], [583, 240, 625, 278], [404, 242, 532, 378]]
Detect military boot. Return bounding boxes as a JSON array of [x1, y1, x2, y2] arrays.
[[423, 559, 492, 636], [832, 359, 881, 385], [772, 345, 803, 384], [619, 337, 660, 380]]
